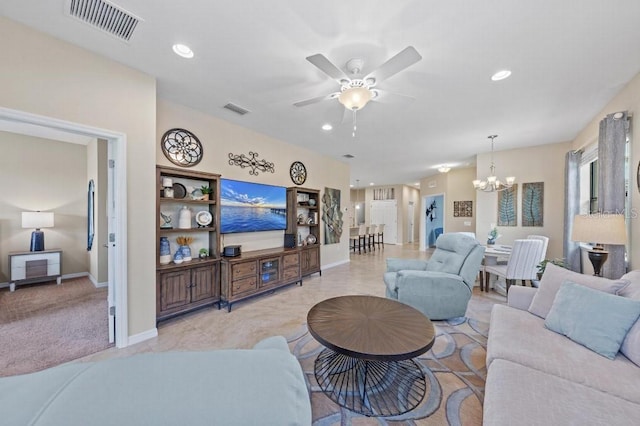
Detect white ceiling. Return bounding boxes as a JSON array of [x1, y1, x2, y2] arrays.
[[3, 0, 640, 187]]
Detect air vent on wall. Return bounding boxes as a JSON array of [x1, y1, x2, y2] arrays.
[[67, 0, 142, 42], [223, 103, 251, 115], [343, 154, 355, 159]]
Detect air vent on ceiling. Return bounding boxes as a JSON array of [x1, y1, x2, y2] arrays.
[[223, 103, 251, 115], [343, 154, 355, 159], [68, 0, 142, 42]]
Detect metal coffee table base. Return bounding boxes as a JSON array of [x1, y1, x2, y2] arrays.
[[314, 348, 427, 417]]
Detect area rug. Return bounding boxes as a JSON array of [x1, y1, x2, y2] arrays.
[[288, 317, 489, 425], [0, 277, 112, 377]]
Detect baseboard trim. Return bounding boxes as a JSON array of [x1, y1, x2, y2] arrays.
[[127, 328, 158, 346], [321, 259, 350, 270]]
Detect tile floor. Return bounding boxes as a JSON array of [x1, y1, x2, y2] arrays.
[[80, 243, 505, 362]]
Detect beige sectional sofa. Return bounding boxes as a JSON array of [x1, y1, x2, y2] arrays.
[[483, 265, 640, 425]]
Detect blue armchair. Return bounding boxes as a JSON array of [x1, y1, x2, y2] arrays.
[[383, 233, 485, 320]]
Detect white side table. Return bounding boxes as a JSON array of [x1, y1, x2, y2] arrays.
[[8, 249, 62, 292]]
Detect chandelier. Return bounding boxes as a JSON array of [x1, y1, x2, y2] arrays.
[[472, 135, 515, 192]]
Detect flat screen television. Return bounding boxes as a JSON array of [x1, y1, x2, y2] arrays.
[[220, 178, 287, 234]]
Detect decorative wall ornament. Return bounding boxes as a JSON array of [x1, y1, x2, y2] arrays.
[[497, 184, 517, 226], [228, 151, 275, 176], [522, 182, 544, 226], [426, 200, 437, 222], [322, 188, 343, 245], [373, 188, 395, 200], [453, 201, 473, 217], [289, 161, 307, 185], [161, 128, 203, 167]]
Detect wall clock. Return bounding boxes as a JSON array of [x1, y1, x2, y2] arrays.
[[290, 161, 307, 185], [161, 128, 203, 167]]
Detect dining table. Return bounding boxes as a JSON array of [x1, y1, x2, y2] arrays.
[[480, 244, 512, 291]]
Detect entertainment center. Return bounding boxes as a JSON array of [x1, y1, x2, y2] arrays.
[[156, 166, 322, 321]]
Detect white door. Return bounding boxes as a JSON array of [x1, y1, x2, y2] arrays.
[[407, 202, 414, 243], [370, 200, 398, 244], [106, 143, 116, 344]]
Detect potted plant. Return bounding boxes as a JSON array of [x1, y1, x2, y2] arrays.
[[199, 248, 209, 259], [200, 185, 213, 200], [536, 258, 567, 279]]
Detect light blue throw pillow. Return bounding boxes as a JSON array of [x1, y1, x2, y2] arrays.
[[545, 281, 640, 359]]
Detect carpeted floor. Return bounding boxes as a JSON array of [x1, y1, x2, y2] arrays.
[[289, 317, 489, 425], [0, 277, 112, 377]]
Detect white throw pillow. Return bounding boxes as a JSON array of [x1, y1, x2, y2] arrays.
[[528, 263, 629, 319]]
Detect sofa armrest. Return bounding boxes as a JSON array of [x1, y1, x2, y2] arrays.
[[386, 258, 428, 272], [507, 286, 537, 311], [252, 335, 289, 352]]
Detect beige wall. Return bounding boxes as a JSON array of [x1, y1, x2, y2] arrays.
[[475, 141, 571, 259], [1, 17, 157, 336], [571, 71, 640, 269], [0, 132, 88, 279], [156, 100, 350, 267]]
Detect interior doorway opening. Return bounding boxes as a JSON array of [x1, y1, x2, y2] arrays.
[[0, 106, 129, 348]]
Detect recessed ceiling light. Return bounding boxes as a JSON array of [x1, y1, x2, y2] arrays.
[[350, 184, 354, 188], [491, 70, 511, 81], [321, 123, 333, 131], [369, 182, 374, 186], [172, 43, 194, 59], [415, 182, 420, 186]]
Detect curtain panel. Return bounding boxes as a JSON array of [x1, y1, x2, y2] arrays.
[[564, 150, 582, 272]]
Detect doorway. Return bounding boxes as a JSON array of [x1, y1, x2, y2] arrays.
[[424, 194, 444, 247], [0, 106, 128, 348]]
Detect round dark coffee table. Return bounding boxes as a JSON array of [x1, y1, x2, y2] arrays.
[[307, 295, 435, 417]]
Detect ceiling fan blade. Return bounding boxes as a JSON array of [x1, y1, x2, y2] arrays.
[[364, 46, 422, 85], [306, 54, 350, 83], [293, 92, 339, 107], [372, 89, 415, 104]]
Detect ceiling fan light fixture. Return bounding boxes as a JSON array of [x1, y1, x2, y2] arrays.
[[338, 86, 373, 110]]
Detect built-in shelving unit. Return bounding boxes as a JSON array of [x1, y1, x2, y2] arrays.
[[156, 165, 221, 323], [286, 187, 321, 277]]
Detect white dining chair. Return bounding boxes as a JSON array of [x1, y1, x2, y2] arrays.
[[376, 224, 385, 248], [526, 234, 549, 263], [484, 239, 544, 294], [367, 224, 377, 251], [358, 224, 369, 253]]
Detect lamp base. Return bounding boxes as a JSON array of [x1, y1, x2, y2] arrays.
[[587, 249, 608, 277], [30, 230, 45, 252]]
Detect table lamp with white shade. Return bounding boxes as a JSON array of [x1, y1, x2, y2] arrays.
[[22, 211, 54, 252], [571, 213, 627, 276]]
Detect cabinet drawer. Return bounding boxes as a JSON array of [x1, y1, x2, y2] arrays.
[[231, 261, 257, 280], [10, 252, 60, 269], [231, 276, 257, 296], [283, 253, 299, 268], [283, 267, 299, 281]]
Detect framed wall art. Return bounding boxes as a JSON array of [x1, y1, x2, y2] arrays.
[[453, 200, 473, 217], [522, 182, 544, 227], [497, 184, 517, 226]]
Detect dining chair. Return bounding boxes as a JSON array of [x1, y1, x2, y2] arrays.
[[484, 239, 544, 294], [526, 234, 549, 264], [367, 224, 377, 251]]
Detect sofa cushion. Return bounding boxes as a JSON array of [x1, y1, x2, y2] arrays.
[[528, 263, 629, 319], [484, 359, 640, 426], [487, 304, 640, 404], [544, 282, 640, 359], [618, 277, 640, 367]]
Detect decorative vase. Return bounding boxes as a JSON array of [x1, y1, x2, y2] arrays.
[[487, 238, 495, 246], [173, 250, 184, 264], [159, 237, 171, 265], [178, 206, 192, 229], [180, 245, 192, 261]]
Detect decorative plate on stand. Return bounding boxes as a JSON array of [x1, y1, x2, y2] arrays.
[[195, 211, 213, 227]]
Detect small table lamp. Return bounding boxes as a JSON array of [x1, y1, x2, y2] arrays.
[[571, 213, 627, 276], [22, 211, 54, 252]]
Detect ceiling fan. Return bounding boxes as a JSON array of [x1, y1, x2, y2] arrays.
[[294, 46, 422, 135]]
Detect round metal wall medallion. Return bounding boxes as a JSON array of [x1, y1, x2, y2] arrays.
[[290, 161, 307, 185], [161, 128, 203, 167]]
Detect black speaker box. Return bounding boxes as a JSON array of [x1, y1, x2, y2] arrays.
[[284, 233, 296, 248]]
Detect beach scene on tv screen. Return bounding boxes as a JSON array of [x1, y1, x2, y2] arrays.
[[220, 179, 287, 233]]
